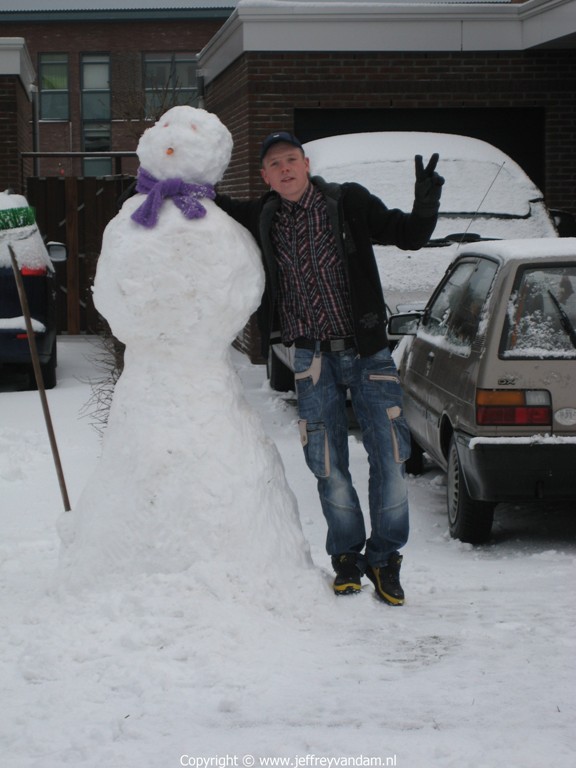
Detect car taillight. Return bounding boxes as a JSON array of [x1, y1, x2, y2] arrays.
[[476, 389, 551, 426], [20, 266, 47, 276]]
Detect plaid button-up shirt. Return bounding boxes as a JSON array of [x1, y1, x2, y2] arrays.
[[270, 182, 354, 343]]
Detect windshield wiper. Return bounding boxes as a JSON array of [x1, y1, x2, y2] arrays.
[[548, 290, 576, 350]]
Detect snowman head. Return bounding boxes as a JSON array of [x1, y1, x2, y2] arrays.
[[136, 106, 233, 185]]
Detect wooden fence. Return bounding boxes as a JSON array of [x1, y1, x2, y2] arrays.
[[26, 174, 135, 334]]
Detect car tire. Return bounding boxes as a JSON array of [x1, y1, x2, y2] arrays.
[[267, 349, 295, 392], [447, 437, 495, 543], [405, 433, 424, 475]]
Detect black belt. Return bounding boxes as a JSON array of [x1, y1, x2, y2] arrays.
[[293, 337, 356, 352]]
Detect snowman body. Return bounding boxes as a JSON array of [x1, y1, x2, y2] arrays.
[[95, 193, 262, 348], [58, 107, 315, 596]]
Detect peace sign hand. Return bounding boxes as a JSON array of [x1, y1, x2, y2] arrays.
[[414, 153, 444, 215]]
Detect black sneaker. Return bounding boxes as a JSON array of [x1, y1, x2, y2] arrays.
[[331, 554, 362, 595], [365, 553, 405, 605]]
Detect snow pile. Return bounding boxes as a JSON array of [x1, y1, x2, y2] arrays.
[[57, 107, 322, 606], [0, 317, 46, 332]]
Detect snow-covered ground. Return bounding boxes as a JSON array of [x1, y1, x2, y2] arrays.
[[1, 336, 575, 768]]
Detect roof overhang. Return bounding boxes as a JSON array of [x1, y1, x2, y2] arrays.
[[198, 0, 576, 84], [0, 1, 237, 22], [0, 37, 35, 99]]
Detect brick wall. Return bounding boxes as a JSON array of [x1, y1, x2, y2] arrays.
[[0, 75, 32, 192], [16, 77, 33, 185], [207, 49, 576, 214]]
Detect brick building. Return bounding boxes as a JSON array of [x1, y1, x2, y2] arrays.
[[0, 0, 236, 190]]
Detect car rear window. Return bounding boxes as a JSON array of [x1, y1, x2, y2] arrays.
[[502, 264, 576, 358]]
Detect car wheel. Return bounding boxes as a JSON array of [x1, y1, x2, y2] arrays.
[[267, 349, 295, 392], [447, 437, 494, 543], [405, 433, 424, 475]]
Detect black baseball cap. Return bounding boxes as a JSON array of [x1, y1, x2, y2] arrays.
[[260, 131, 304, 163]]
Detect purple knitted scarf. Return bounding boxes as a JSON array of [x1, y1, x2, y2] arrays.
[[130, 167, 216, 228]]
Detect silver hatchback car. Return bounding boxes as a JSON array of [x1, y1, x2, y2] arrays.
[[390, 237, 576, 543]]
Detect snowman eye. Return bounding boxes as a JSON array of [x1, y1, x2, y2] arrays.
[[163, 122, 170, 127], [190, 124, 197, 131]]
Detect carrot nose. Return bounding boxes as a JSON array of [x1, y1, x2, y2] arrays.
[[166, 147, 174, 155]]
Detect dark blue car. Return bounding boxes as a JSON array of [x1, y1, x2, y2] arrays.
[[0, 194, 65, 389]]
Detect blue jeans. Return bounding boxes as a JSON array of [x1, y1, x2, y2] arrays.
[[294, 345, 410, 570]]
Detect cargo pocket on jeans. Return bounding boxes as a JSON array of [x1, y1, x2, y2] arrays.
[[387, 405, 411, 464], [298, 419, 330, 478], [294, 352, 322, 398]]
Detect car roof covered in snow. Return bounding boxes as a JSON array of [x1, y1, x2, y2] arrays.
[[304, 131, 543, 219], [458, 237, 576, 262]]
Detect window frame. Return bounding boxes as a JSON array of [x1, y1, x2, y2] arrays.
[[81, 53, 112, 177], [38, 52, 69, 121], [81, 53, 111, 122]]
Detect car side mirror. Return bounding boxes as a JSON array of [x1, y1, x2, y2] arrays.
[[47, 241, 67, 263], [388, 312, 422, 336]]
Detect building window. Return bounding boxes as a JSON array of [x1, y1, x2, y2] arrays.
[[81, 53, 111, 120], [82, 122, 112, 176], [38, 53, 69, 120], [83, 156, 113, 176], [143, 52, 198, 118], [81, 54, 112, 176]]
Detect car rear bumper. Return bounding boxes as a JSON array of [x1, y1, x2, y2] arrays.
[[455, 432, 576, 502], [0, 329, 54, 364]]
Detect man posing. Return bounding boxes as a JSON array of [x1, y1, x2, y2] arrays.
[[217, 131, 443, 605]]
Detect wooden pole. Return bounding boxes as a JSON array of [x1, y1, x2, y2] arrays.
[[8, 245, 72, 513]]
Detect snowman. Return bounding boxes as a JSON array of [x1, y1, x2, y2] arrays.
[[58, 106, 318, 602]]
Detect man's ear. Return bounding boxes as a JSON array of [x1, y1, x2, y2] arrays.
[[260, 167, 270, 186]]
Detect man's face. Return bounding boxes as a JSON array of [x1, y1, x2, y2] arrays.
[[260, 143, 310, 202]]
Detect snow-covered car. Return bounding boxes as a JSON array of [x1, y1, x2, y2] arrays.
[[389, 237, 576, 543], [268, 131, 559, 391], [0, 191, 66, 389]]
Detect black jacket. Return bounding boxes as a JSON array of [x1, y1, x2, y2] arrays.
[[216, 176, 438, 357]]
